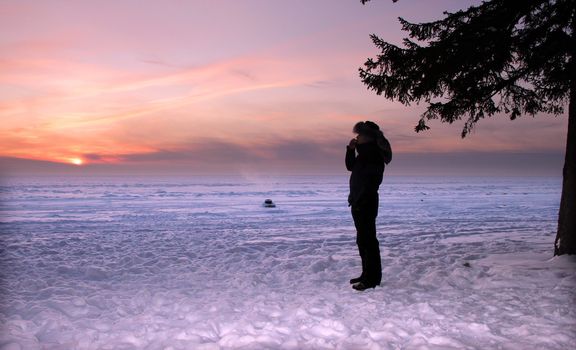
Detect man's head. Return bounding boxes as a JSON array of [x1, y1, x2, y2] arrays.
[[353, 121, 381, 143]]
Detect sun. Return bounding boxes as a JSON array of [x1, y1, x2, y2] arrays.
[[70, 158, 84, 166]]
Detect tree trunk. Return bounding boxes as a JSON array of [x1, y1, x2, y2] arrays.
[[554, 10, 576, 255], [555, 86, 576, 255]]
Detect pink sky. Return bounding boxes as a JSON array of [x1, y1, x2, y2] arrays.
[[0, 0, 568, 176]]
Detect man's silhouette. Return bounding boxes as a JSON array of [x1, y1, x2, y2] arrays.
[[345, 121, 392, 291]]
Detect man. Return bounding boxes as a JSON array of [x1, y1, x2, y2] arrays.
[[345, 121, 392, 291]]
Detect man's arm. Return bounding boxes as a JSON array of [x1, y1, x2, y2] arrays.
[[345, 139, 357, 171]]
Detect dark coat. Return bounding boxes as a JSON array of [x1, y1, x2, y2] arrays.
[[346, 142, 385, 207]]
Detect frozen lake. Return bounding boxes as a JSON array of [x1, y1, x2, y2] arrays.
[[0, 175, 574, 349]]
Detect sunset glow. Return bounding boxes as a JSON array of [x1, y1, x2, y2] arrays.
[[70, 158, 83, 166], [0, 0, 567, 175]]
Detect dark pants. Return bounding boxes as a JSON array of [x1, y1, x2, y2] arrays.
[[351, 193, 382, 286]]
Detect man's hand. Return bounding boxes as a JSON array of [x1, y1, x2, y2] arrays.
[[348, 138, 358, 149]]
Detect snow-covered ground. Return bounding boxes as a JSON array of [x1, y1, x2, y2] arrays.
[[0, 175, 574, 350]]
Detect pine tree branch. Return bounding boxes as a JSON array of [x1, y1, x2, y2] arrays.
[[360, 0, 571, 137]]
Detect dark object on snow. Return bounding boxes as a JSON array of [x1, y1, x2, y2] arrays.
[[463, 262, 472, 268], [263, 199, 276, 208]]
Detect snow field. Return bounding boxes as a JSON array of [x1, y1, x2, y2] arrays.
[[0, 176, 574, 349]]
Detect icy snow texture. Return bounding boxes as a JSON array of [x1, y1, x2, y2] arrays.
[[0, 176, 574, 349]]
